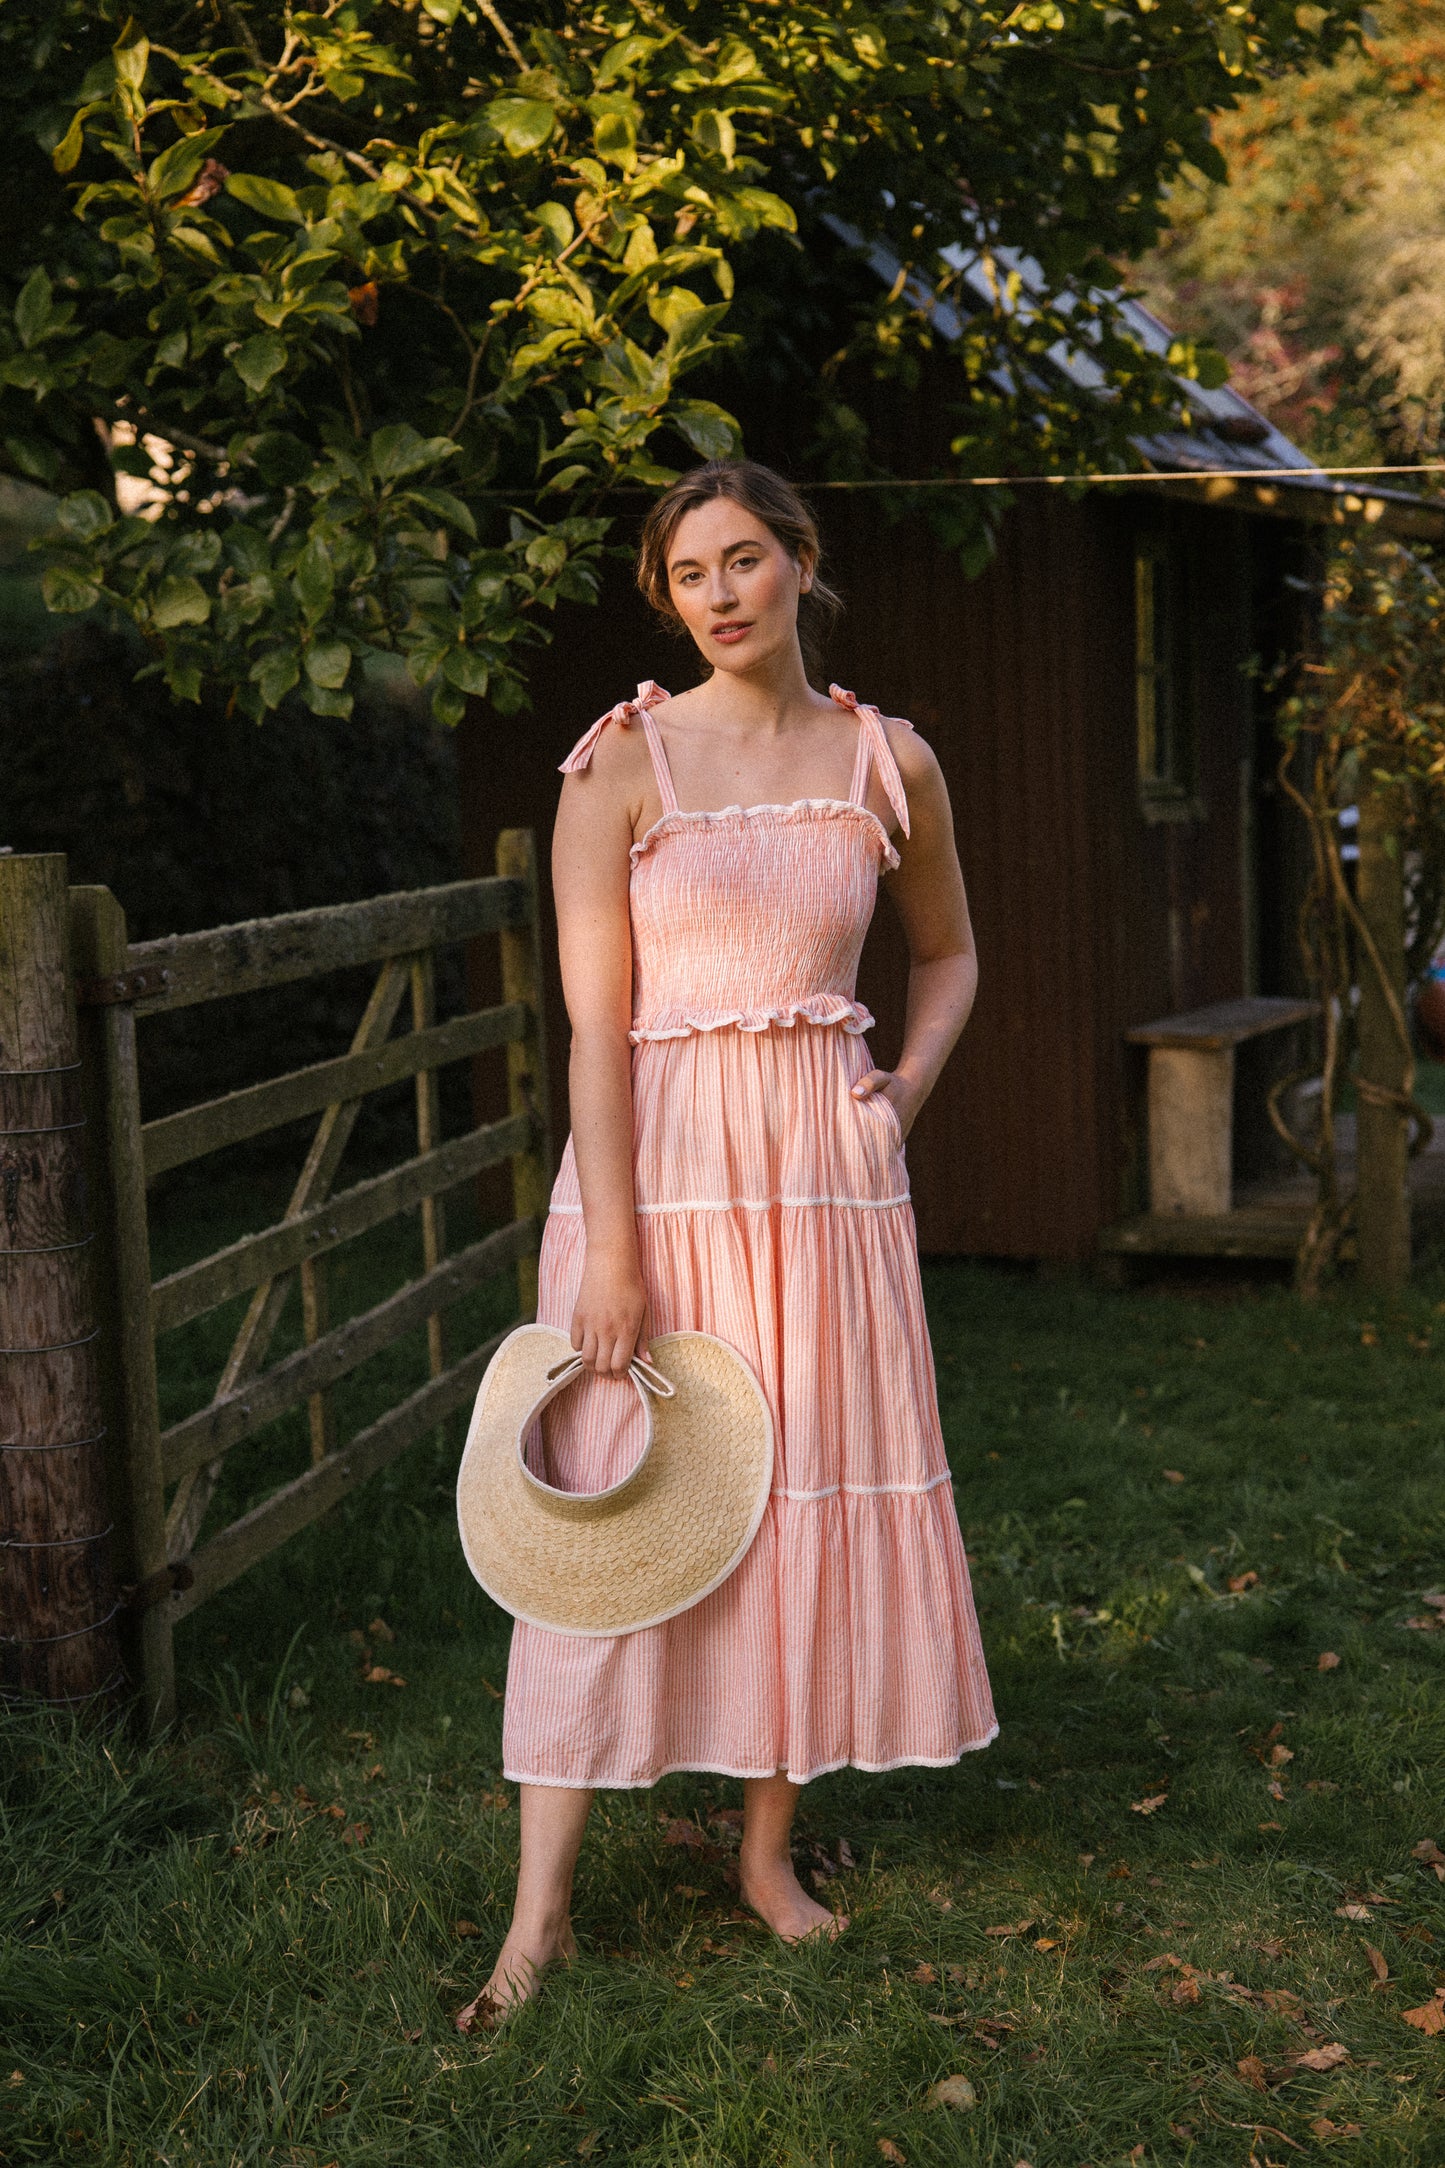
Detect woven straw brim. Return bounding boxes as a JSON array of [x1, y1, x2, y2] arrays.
[[456, 1325, 774, 1636]]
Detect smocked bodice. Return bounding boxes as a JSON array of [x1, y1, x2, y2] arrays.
[[559, 682, 911, 1048], [626, 799, 896, 1042]]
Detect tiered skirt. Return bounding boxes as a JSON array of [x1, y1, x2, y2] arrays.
[[500, 1017, 997, 1788]]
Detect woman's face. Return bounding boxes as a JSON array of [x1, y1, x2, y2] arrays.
[[665, 495, 813, 675]]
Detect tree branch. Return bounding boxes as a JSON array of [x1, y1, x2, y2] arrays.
[[477, 1, 527, 73]]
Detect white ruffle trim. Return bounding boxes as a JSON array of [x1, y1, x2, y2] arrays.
[[629, 990, 875, 1045]]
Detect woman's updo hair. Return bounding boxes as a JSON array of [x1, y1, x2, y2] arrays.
[[636, 459, 843, 678]]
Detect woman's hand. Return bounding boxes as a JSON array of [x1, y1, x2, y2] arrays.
[[850, 1067, 920, 1138], [571, 1246, 651, 1375]]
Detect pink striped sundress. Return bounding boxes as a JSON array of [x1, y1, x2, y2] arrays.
[[500, 681, 997, 1788]]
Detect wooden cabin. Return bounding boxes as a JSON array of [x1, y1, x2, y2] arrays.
[[464, 292, 1445, 1262]]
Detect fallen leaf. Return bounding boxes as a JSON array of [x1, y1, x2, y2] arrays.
[[1336, 1904, 1374, 1921], [1129, 2148, 1146, 2164], [479, 1675, 503, 1700], [1163, 1469, 1185, 1483], [1307, 1780, 1340, 1793], [361, 1665, 406, 1688], [323, 1803, 346, 1821], [1360, 1325, 1379, 1346], [1310, 2120, 1362, 2140], [676, 1884, 706, 1899], [400, 2026, 422, 2043], [1410, 1837, 1445, 1878], [1033, 1936, 1058, 1951], [1237, 2054, 1267, 2091], [577, 2134, 599, 2158], [926, 1886, 954, 1910], [1401, 1991, 1445, 2035], [1077, 1851, 1096, 1868], [1269, 1744, 1295, 1768], [1292, 2043, 1349, 2071], [340, 1821, 370, 1848], [926, 2074, 977, 2111], [1229, 1571, 1260, 1593], [1268, 1780, 1287, 1802], [877, 2143, 907, 2164], [838, 1836, 857, 1869], [7, 2073, 23, 2088], [456, 1920, 481, 1939], [1318, 1651, 1341, 1671], [478, 1789, 512, 1812], [662, 1819, 711, 1852], [1131, 1794, 1168, 1816], [1258, 1988, 1302, 2014], [673, 1972, 693, 1989], [1258, 1940, 1285, 1960], [349, 281, 380, 325], [365, 1762, 385, 1782], [984, 1919, 1036, 1939], [1423, 1592, 1445, 1613], [1363, 1942, 1389, 1987], [368, 1616, 396, 1643], [911, 1962, 937, 1984], [347, 1629, 369, 1650], [1259, 1820, 1283, 1832], [1402, 1616, 1439, 1632], [1171, 1976, 1201, 2006]]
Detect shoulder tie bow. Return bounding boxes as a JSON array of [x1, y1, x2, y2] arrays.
[[830, 684, 913, 840], [559, 681, 672, 774]]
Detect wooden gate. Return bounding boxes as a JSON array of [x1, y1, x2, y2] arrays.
[[66, 832, 549, 1728]]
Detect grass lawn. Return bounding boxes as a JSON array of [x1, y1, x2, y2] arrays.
[[5, 1206, 1445, 2166]]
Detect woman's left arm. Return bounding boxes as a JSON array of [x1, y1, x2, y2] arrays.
[[850, 728, 977, 1139]]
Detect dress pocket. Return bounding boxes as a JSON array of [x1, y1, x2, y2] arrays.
[[856, 1085, 903, 1152]]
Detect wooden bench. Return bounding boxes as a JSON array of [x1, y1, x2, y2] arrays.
[[1099, 996, 1320, 1264]]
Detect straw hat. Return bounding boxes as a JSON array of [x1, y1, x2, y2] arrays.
[[456, 1323, 774, 1636]]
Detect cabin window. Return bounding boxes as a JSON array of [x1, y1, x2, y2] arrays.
[[1135, 537, 1196, 814]]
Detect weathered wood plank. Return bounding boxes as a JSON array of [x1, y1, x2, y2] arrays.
[[1098, 1208, 1314, 1259], [151, 1114, 530, 1335], [1125, 996, 1319, 1051], [410, 954, 447, 1382], [160, 1217, 538, 1484], [66, 886, 171, 1726], [169, 1325, 508, 1620], [497, 829, 552, 1322], [127, 878, 530, 1016], [143, 1001, 527, 1179]]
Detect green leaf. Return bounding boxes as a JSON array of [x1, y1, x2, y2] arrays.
[[525, 534, 567, 576], [41, 566, 100, 614], [671, 400, 741, 461], [593, 109, 637, 166], [648, 286, 706, 334], [52, 108, 91, 175], [623, 221, 658, 273], [713, 38, 760, 87], [233, 333, 288, 395], [251, 647, 300, 707], [485, 97, 556, 158], [225, 525, 270, 576], [292, 537, 334, 620], [692, 110, 737, 166], [304, 637, 351, 689], [596, 35, 659, 87], [151, 575, 211, 629], [112, 25, 149, 93], [420, 0, 463, 19], [302, 679, 353, 718], [534, 201, 574, 254], [402, 487, 477, 539], [164, 650, 204, 703], [14, 269, 52, 351], [370, 424, 457, 481], [55, 491, 114, 542], [226, 173, 306, 225], [147, 128, 226, 204], [251, 432, 312, 486], [442, 647, 491, 695], [431, 679, 467, 727]]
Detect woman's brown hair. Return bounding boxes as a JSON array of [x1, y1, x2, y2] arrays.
[[636, 459, 843, 678]]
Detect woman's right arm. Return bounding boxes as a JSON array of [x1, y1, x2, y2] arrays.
[[551, 732, 652, 1375]]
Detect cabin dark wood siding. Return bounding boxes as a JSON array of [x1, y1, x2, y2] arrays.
[[461, 492, 1259, 1261]]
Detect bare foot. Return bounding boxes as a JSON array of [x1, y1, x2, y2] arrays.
[[739, 1855, 848, 1944], [455, 1924, 578, 2033]]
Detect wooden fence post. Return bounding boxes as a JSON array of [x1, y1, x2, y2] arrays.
[[0, 855, 122, 1709], [1355, 783, 1411, 1291], [69, 885, 174, 1729], [497, 830, 551, 1318]]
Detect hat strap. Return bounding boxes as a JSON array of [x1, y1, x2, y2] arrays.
[[516, 1351, 675, 1508]]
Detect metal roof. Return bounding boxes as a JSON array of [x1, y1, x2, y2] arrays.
[[823, 215, 1445, 541]]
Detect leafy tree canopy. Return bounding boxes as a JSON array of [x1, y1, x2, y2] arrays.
[[0, 0, 1361, 722], [1137, 0, 1445, 463]]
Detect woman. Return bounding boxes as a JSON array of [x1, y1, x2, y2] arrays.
[[458, 460, 995, 2030]]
